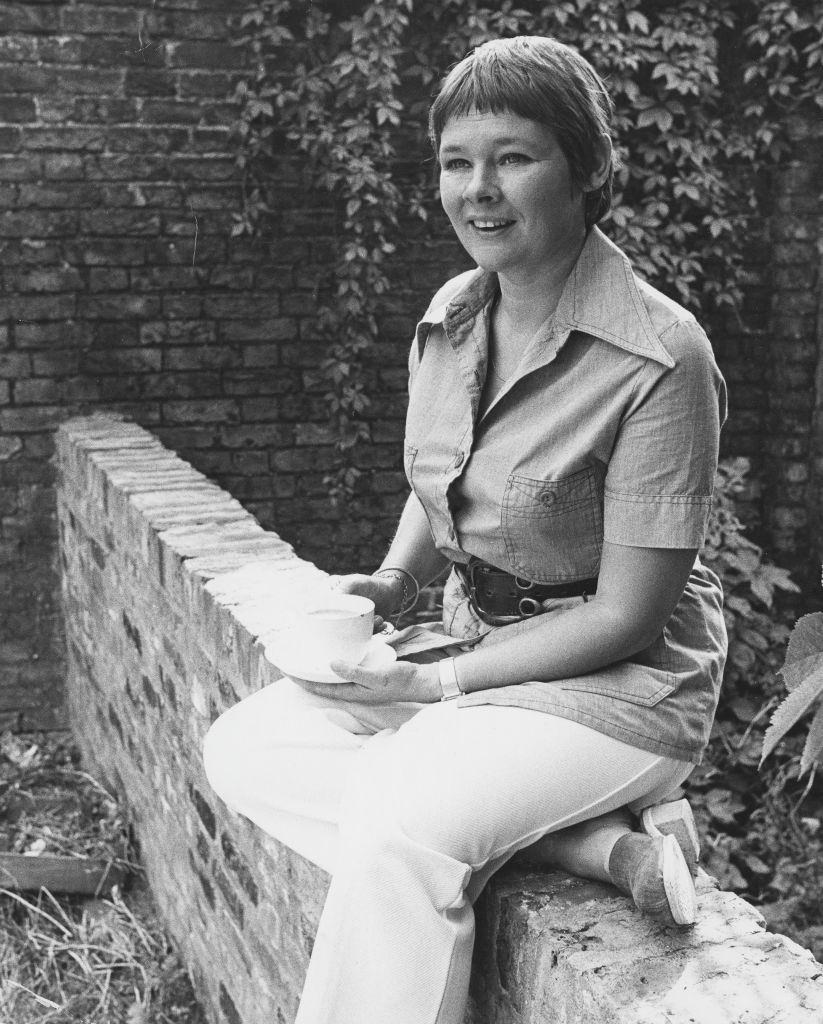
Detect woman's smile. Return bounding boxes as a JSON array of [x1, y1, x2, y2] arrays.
[[438, 110, 587, 282]]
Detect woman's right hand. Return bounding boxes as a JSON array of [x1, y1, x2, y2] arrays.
[[327, 573, 404, 627]]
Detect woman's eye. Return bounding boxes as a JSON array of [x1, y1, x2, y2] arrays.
[[442, 158, 470, 171], [501, 152, 531, 165]]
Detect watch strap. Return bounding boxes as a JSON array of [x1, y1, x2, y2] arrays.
[[438, 657, 462, 701]]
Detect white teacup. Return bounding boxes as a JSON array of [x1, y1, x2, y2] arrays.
[[293, 594, 375, 669]]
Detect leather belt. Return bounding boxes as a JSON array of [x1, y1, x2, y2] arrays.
[[455, 558, 598, 626]]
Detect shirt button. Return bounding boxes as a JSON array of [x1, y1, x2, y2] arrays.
[[454, 452, 465, 468], [539, 489, 556, 507]]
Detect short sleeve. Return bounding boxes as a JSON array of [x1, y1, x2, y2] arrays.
[[603, 320, 727, 548], [408, 326, 423, 393]]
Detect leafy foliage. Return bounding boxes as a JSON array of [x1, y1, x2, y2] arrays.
[[685, 460, 823, 953], [762, 614, 823, 776], [701, 457, 798, 694], [234, 0, 415, 503], [232, 0, 823, 501]]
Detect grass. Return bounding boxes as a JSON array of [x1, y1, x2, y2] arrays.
[[0, 732, 206, 1024]]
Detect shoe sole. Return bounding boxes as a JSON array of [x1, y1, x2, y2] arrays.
[[641, 799, 700, 875], [660, 833, 697, 926]]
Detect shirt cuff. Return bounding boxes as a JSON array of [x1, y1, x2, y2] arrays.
[[603, 491, 711, 548]]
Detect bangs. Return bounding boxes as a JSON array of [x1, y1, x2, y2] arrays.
[[428, 48, 556, 145]]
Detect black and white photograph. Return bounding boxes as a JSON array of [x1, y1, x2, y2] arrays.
[[1, 2, 823, 1022]]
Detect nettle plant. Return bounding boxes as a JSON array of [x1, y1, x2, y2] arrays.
[[762, 613, 823, 780], [701, 458, 798, 695], [233, 0, 823, 503]]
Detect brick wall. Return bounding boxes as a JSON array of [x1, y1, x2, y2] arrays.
[[772, 116, 823, 581], [0, 0, 462, 729], [2, 0, 822, 730], [56, 414, 823, 1024]]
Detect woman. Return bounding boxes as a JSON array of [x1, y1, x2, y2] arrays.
[[204, 36, 727, 1024]]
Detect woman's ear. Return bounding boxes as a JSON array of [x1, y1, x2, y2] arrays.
[[586, 133, 613, 191]]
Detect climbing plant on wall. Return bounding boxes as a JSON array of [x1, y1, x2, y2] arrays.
[[233, 0, 823, 504]]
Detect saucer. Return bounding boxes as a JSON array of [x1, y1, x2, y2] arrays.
[[265, 634, 397, 684]]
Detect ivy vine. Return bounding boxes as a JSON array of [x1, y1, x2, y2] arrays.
[[232, 0, 823, 504]]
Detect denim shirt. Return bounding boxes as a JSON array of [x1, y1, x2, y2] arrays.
[[405, 227, 728, 763]]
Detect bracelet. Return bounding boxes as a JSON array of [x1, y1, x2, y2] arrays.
[[373, 566, 420, 616], [438, 657, 462, 701]]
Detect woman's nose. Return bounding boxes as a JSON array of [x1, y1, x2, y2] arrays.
[[463, 163, 499, 203]]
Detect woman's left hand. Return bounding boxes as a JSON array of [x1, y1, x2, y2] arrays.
[[293, 657, 442, 704]]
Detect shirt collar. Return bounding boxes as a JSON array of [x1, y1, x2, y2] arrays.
[[418, 227, 675, 369]]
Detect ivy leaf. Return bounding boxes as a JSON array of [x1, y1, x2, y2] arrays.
[[800, 702, 823, 777], [725, 595, 752, 617], [760, 667, 823, 765], [637, 107, 674, 132], [626, 10, 650, 35], [705, 787, 745, 826]]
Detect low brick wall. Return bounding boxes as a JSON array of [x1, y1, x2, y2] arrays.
[[57, 414, 823, 1024]]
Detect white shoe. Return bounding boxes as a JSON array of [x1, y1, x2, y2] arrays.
[[609, 832, 697, 928], [641, 798, 700, 876]]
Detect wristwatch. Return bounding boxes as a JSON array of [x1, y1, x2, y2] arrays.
[[438, 657, 463, 701]]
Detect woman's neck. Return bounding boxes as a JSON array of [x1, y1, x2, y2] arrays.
[[496, 236, 583, 336]]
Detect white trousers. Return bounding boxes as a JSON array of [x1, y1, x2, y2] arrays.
[[203, 679, 691, 1024]]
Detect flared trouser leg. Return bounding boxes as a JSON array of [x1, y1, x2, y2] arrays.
[[203, 679, 692, 1024]]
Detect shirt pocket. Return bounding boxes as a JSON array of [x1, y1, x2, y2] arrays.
[[558, 656, 675, 708], [501, 465, 603, 583]]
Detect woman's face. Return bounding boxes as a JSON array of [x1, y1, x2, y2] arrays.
[[438, 110, 588, 283]]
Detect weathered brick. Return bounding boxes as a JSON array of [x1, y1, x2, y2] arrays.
[[163, 399, 240, 424], [219, 424, 293, 449], [221, 318, 294, 343], [59, 6, 139, 35], [6, 268, 84, 293], [139, 99, 209, 125], [0, 353, 32, 379], [0, 155, 38, 180], [105, 126, 189, 154], [79, 36, 166, 68], [88, 268, 130, 291], [72, 237, 146, 266], [81, 348, 163, 374], [40, 36, 86, 64], [80, 210, 162, 236], [0, 6, 59, 33], [23, 126, 106, 151], [140, 320, 217, 346], [77, 294, 161, 319], [162, 294, 204, 318], [42, 153, 84, 180], [169, 40, 236, 68], [0, 36, 38, 62], [125, 67, 177, 96], [130, 266, 201, 291], [0, 127, 22, 152], [165, 345, 241, 371], [1, 96, 36, 121], [69, 96, 139, 124], [0, 293, 76, 320]]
